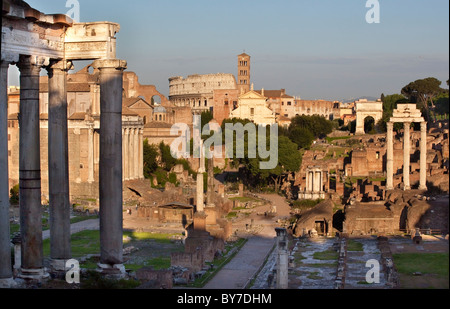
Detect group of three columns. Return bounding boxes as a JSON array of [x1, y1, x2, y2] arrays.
[[386, 121, 427, 191], [0, 56, 127, 284]]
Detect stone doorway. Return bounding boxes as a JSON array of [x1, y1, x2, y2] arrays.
[[315, 221, 326, 236]]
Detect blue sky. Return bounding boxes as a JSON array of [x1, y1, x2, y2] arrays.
[[9, 0, 449, 101]]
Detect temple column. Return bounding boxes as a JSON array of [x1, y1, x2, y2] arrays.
[[134, 128, 139, 178], [386, 122, 394, 190], [17, 55, 49, 280], [92, 59, 127, 276], [308, 171, 313, 192], [87, 124, 95, 183], [275, 228, 288, 289], [403, 122, 411, 190], [139, 128, 144, 179], [123, 128, 129, 180], [129, 128, 135, 179], [46, 59, 72, 271], [0, 60, 15, 286], [419, 121, 428, 190]]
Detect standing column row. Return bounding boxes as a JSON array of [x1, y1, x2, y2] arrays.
[[385, 121, 427, 191]]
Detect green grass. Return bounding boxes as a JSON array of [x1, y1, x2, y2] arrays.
[[125, 257, 171, 271], [43, 230, 100, 258], [307, 272, 323, 280], [326, 136, 352, 143], [347, 239, 364, 251], [226, 211, 238, 219], [123, 231, 180, 244], [393, 253, 449, 277], [229, 196, 257, 203], [313, 249, 339, 261]]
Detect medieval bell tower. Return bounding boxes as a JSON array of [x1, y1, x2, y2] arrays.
[[237, 53, 251, 94]]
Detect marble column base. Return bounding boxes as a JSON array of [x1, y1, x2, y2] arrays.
[[96, 263, 126, 279], [18, 268, 49, 281], [50, 259, 69, 272]]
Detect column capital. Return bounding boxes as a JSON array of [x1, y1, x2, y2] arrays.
[[386, 121, 394, 129], [45, 59, 74, 73], [17, 55, 49, 73], [92, 59, 127, 71]]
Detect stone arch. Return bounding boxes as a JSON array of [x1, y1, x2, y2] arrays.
[[355, 100, 383, 135], [364, 115, 376, 133], [151, 95, 162, 105]]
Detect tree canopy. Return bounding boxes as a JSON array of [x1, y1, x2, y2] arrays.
[[401, 77, 447, 122]]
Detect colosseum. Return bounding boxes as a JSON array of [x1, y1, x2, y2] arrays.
[[169, 73, 238, 114]]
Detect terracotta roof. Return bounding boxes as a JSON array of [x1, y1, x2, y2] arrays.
[[144, 121, 173, 129], [122, 105, 139, 116], [8, 113, 19, 120], [255, 90, 287, 98], [123, 97, 152, 109]]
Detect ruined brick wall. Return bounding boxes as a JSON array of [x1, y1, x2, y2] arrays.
[[135, 268, 173, 289], [171, 250, 204, 272]]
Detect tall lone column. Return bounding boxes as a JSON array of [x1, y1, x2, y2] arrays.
[[93, 59, 127, 276], [17, 55, 48, 280], [403, 122, 411, 190], [419, 122, 427, 190], [0, 60, 15, 287], [46, 59, 72, 272], [196, 140, 205, 212], [275, 228, 289, 289], [386, 122, 394, 190]]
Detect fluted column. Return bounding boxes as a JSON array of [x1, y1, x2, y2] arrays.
[[87, 125, 95, 183], [139, 129, 144, 179], [403, 122, 411, 190], [134, 128, 139, 179], [17, 55, 48, 279], [0, 60, 14, 285], [46, 59, 72, 271], [93, 59, 127, 274], [123, 128, 129, 180], [419, 122, 427, 190], [386, 122, 394, 190], [129, 128, 135, 180]]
